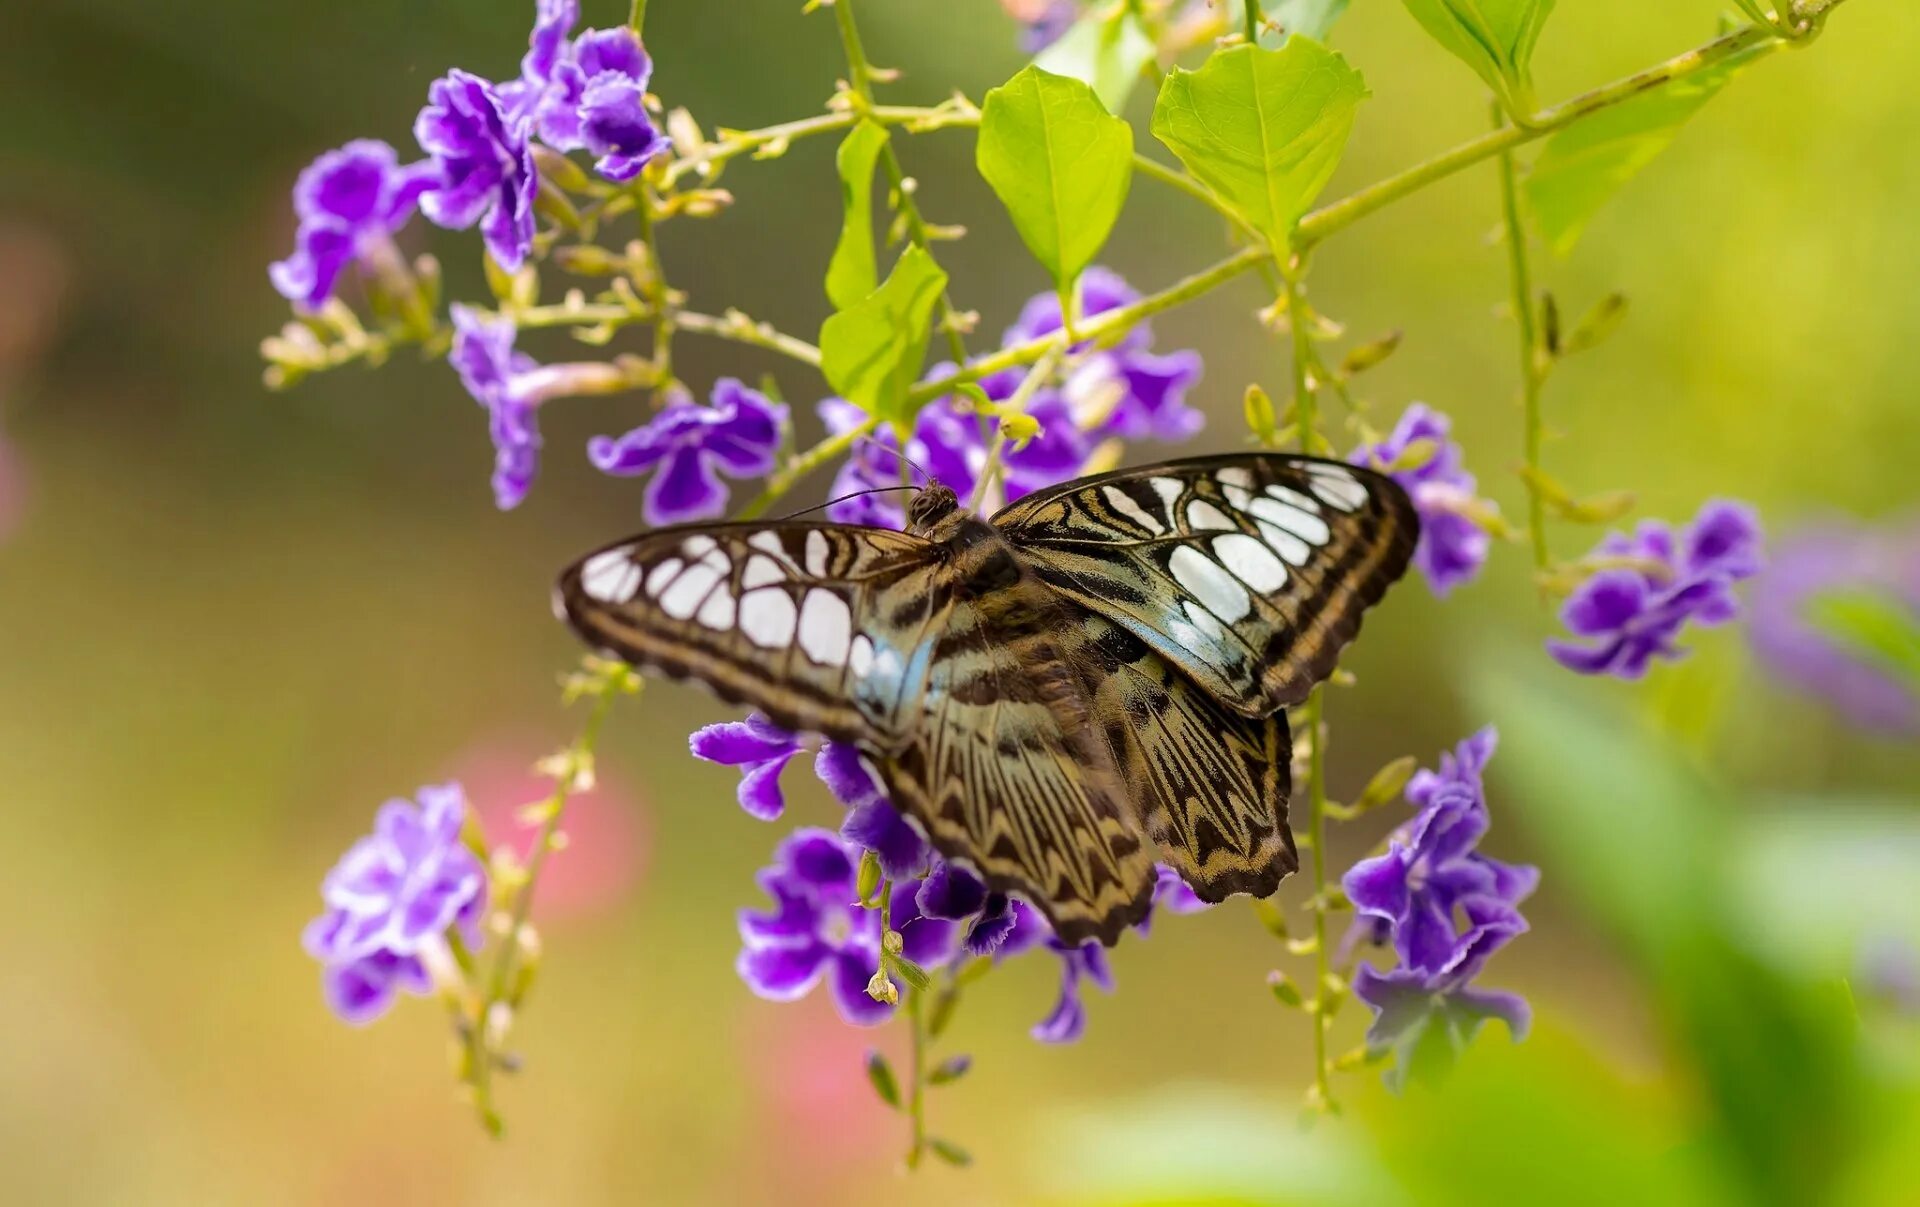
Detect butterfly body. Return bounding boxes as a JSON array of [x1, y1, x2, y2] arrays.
[[558, 454, 1417, 946]]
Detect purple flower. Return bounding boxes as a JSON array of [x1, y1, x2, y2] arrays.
[[1342, 728, 1535, 1084], [302, 783, 486, 1025], [1350, 920, 1533, 1090], [1746, 517, 1920, 734], [589, 379, 786, 526], [690, 714, 932, 877], [502, 5, 669, 182], [415, 70, 539, 270], [915, 375, 1092, 509], [269, 140, 437, 309], [980, 898, 1122, 1044], [1006, 268, 1206, 444], [1350, 404, 1493, 596], [736, 829, 962, 1026], [820, 397, 911, 528], [690, 714, 805, 821], [1016, 0, 1080, 53], [1549, 500, 1764, 678]]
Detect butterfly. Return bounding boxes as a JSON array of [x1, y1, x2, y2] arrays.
[[556, 454, 1418, 946]]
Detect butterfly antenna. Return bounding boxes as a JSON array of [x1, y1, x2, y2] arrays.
[[854, 434, 934, 488], [777, 484, 918, 522]]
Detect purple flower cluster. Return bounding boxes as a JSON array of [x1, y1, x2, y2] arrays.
[[1000, 0, 1079, 52], [302, 784, 487, 1025], [272, 2, 669, 307], [1746, 516, 1920, 734], [590, 379, 787, 526], [1349, 404, 1494, 596], [695, 713, 1209, 1041], [1343, 729, 1536, 1088], [1549, 501, 1763, 678], [823, 268, 1203, 528]]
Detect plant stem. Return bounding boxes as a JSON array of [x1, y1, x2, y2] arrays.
[[629, 0, 646, 33], [1303, 690, 1334, 1113], [905, 987, 929, 1167], [633, 191, 676, 404], [832, 0, 971, 365], [508, 302, 823, 368], [1297, 24, 1786, 248], [1494, 106, 1551, 575], [1244, 0, 1263, 42], [735, 416, 882, 519], [464, 674, 626, 1135], [1282, 263, 1320, 453]]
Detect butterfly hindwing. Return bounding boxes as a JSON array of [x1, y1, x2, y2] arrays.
[[874, 587, 1157, 947], [556, 522, 955, 746], [1077, 610, 1297, 902], [991, 454, 1418, 717]]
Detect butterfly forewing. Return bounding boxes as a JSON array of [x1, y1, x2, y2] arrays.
[[556, 522, 953, 746], [992, 455, 1418, 717]]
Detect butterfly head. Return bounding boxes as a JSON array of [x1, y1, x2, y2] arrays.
[[905, 481, 963, 537]]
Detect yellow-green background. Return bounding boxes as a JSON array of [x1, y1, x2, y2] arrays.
[[1, 1, 1915, 1203]]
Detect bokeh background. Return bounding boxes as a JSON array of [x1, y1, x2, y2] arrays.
[[2, 1, 1916, 1203]]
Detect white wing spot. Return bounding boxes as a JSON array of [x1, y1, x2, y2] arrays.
[[1149, 476, 1184, 514], [1187, 499, 1236, 531], [1216, 466, 1254, 489], [644, 558, 683, 597], [1257, 520, 1314, 567], [805, 531, 832, 576], [797, 589, 852, 666], [1222, 483, 1254, 511], [1182, 599, 1224, 640], [741, 554, 786, 590], [1213, 533, 1288, 593], [1102, 484, 1165, 534], [739, 588, 797, 648], [683, 535, 718, 558], [659, 553, 728, 620], [1264, 483, 1321, 514], [849, 634, 876, 678], [1308, 465, 1369, 512], [1169, 545, 1251, 623], [580, 551, 641, 603], [695, 585, 736, 630], [1249, 495, 1332, 545], [749, 530, 798, 566]]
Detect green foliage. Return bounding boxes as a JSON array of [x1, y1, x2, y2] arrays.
[[1399, 0, 1556, 115], [1033, 7, 1157, 115], [1150, 39, 1368, 253], [819, 246, 948, 426], [1471, 660, 1872, 1207], [1525, 58, 1743, 255], [825, 120, 887, 310], [977, 66, 1133, 303]]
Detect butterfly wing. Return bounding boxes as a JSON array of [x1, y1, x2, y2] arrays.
[[877, 592, 1156, 948], [555, 522, 954, 747], [992, 454, 1418, 717], [1078, 611, 1297, 902], [558, 520, 1157, 944]]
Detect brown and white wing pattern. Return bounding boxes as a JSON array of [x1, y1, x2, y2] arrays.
[[1078, 611, 1296, 902], [555, 522, 953, 747], [993, 454, 1418, 717], [875, 589, 1157, 948]]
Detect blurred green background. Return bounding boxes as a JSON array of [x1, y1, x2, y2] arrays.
[[1, 1, 1915, 1203]]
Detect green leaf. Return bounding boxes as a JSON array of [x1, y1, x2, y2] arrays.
[[1525, 58, 1742, 255], [976, 66, 1133, 296], [1150, 39, 1368, 252], [824, 120, 888, 310], [1399, 0, 1556, 113], [1034, 9, 1156, 115], [818, 246, 948, 426], [863, 1049, 901, 1109]]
